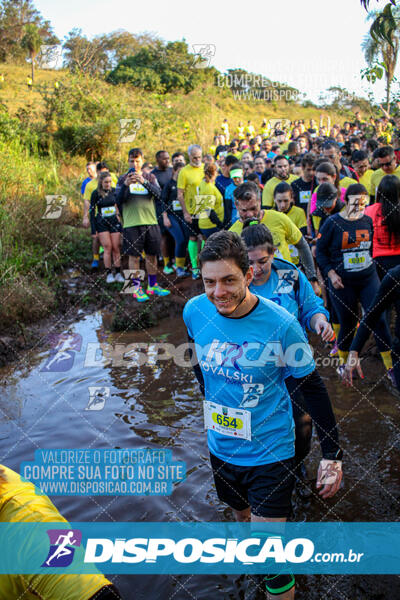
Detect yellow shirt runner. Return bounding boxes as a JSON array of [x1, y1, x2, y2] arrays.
[[230, 209, 302, 262]]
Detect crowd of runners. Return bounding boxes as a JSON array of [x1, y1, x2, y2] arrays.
[[72, 112, 400, 599]]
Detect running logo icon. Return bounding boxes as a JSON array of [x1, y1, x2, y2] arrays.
[[38, 45, 63, 70], [268, 118, 291, 132], [42, 529, 82, 567], [120, 269, 145, 293], [42, 195, 67, 220], [191, 44, 216, 68], [274, 270, 298, 294], [118, 118, 141, 144], [41, 333, 82, 372], [85, 386, 110, 411]]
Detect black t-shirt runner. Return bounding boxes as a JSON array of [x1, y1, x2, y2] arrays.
[[161, 179, 182, 215], [89, 189, 118, 234], [316, 213, 374, 282], [291, 177, 314, 208], [151, 167, 173, 190]]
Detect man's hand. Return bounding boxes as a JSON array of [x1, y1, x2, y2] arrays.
[[183, 211, 193, 224], [316, 459, 342, 498], [125, 172, 135, 186], [163, 213, 171, 228], [312, 316, 333, 342], [131, 172, 145, 184], [328, 270, 344, 290], [82, 216, 89, 229], [343, 351, 364, 386]]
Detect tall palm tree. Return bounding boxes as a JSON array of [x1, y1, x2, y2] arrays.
[[21, 23, 43, 83], [362, 7, 400, 111]]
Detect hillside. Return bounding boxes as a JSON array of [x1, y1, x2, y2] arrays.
[[0, 63, 351, 330]]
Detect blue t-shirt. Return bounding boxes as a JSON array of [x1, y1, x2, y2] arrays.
[[215, 174, 232, 196], [225, 182, 238, 224], [81, 177, 92, 195], [183, 294, 315, 466], [249, 258, 329, 336]]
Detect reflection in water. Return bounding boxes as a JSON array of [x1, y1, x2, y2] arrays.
[[0, 312, 399, 598]]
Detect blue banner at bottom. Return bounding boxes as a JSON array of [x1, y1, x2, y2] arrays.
[[0, 522, 399, 574]]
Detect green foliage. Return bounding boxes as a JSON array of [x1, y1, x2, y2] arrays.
[[0, 0, 58, 63], [361, 62, 385, 83], [362, 6, 400, 109], [107, 40, 214, 93], [369, 3, 397, 46]]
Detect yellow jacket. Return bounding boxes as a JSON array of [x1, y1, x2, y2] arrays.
[[0, 465, 112, 600]]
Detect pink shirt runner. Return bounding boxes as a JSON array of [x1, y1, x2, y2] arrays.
[[310, 186, 346, 214]]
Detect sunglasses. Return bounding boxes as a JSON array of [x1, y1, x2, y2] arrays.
[[380, 160, 394, 167]]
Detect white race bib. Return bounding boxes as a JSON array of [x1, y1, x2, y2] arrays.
[[299, 190, 311, 204], [343, 251, 372, 271], [172, 200, 182, 211], [203, 401, 251, 441], [101, 206, 116, 217], [129, 183, 148, 195]]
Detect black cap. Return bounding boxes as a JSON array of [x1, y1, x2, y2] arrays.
[[316, 182, 338, 208]]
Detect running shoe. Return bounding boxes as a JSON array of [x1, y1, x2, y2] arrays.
[[386, 368, 396, 387], [163, 265, 174, 275], [176, 267, 190, 278], [114, 272, 125, 283], [133, 287, 149, 302], [147, 284, 171, 296], [106, 272, 115, 283], [192, 268, 201, 280], [329, 341, 339, 357], [91, 259, 99, 269]]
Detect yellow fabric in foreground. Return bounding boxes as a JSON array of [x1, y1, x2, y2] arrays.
[[0, 465, 111, 600]]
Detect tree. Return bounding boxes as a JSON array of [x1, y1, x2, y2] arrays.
[[362, 7, 400, 111], [21, 23, 42, 81], [103, 30, 159, 67], [62, 29, 109, 75], [0, 0, 57, 62], [107, 40, 213, 93]]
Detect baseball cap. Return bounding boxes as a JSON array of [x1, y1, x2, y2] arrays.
[[316, 183, 338, 208]]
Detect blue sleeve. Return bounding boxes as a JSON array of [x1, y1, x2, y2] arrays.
[[81, 178, 89, 195], [282, 316, 315, 379], [296, 269, 330, 332]]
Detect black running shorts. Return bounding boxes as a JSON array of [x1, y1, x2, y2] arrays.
[[210, 453, 295, 518], [122, 224, 161, 257]]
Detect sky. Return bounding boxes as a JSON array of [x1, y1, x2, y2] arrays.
[[34, 0, 399, 105]]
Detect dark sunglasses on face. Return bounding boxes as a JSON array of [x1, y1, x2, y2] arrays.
[[380, 159, 394, 167]]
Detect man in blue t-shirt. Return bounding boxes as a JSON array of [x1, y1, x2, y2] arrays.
[[81, 162, 97, 198], [183, 231, 342, 600]]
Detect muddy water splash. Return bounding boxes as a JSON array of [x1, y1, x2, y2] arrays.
[[0, 310, 399, 599]]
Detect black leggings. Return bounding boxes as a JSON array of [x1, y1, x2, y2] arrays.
[[329, 271, 392, 353], [285, 369, 339, 466]]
